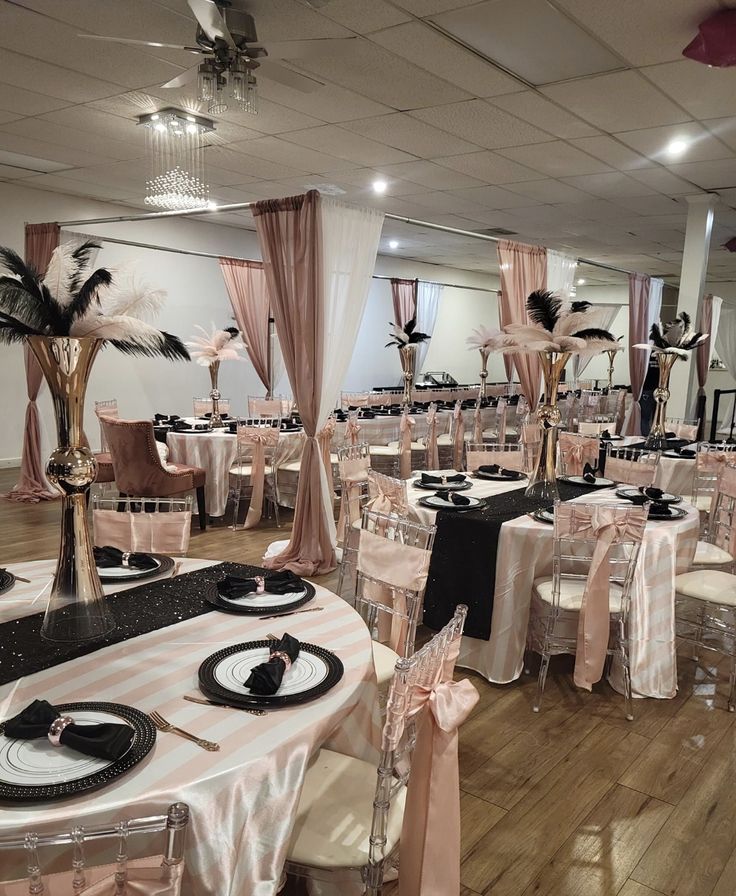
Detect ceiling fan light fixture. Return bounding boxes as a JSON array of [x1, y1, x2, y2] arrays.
[[197, 61, 217, 103], [229, 60, 258, 114], [208, 75, 228, 115]]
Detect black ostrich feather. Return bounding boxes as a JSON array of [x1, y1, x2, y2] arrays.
[[0, 311, 41, 343], [62, 269, 113, 328], [570, 327, 616, 341], [408, 329, 430, 344], [526, 290, 561, 332], [682, 331, 706, 350], [649, 322, 669, 350], [67, 240, 102, 296], [571, 300, 591, 313], [224, 326, 239, 338], [109, 331, 190, 361], [680, 310, 692, 330], [0, 278, 54, 331]]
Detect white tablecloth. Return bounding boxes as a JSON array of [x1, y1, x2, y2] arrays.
[[166, 431, 237, 518], [0, 559, 379, 896]]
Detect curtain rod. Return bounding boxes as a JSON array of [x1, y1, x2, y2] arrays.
[[47, 201, 657, 281], [69, 232, 496, 293]]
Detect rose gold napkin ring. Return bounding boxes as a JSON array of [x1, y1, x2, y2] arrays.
[[121, 551, 132, 568], [48, 715, 74, 746], [254, 575, 265, 594], [270, 650, 292, 671]]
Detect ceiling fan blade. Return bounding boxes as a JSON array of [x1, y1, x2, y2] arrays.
[[77, 34, 205, 53], [188, 0, 237, 48], [258, 61, 324, 93], [263, 37, 356, 59], [161, 66, 201, 89]]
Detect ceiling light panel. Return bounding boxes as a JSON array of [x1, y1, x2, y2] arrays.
[[432, 0, 623, 86]]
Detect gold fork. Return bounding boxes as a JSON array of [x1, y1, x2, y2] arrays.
[[149, 710, 220, 751]]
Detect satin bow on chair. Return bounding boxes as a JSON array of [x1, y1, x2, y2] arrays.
[[452, 402, 465, 471], [317, 416, 337, 498], [472, 403, 483, 444], [240, 428, 279, 529], [569, 506, 647, 690], [400, 411, 415, 480], [386, 642, 479, 896], [425, 404, 439, 470], [345, 411, 362, 447]]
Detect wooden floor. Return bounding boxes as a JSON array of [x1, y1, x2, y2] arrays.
[[3, 467, 735, 896]]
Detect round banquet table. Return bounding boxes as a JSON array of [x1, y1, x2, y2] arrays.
[[0, 559, 379, 896], [408, 475, 700, 699], [615, 436, 697, 497], [166, 429, 238, 518]]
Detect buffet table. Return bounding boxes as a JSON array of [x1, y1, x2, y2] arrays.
[[0, 559, 379, 896]]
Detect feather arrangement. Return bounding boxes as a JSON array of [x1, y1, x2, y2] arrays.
[[186, 324, 247, 366], [466, 324, 508, 351], [0, 241, 189, 361], [634, 311, 708, 359], [385, 316, 430, 348]]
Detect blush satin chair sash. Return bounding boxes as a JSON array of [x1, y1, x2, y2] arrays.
[[559, 434, 599, 476], [366, 471, 408, 516], [0, 858, 183, 896], [400, 411, 415, 480], [238, 427, 279, 529], [345, 411, 362, 447], [92, 509, 192, 555], [560, 505, 648, 691], [336, 456, 370, 546], [452, 402, 465, 471], [425, 404, 439, 470], [317, 417, 337, 497], [388, 640, 479, 896], [604, 457, 655, 487]]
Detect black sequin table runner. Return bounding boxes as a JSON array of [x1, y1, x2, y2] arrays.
[[0, 561, 264, 685], [423, 481, 599, 640]]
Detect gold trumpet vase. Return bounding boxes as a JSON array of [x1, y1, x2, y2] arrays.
[[399, 344, 417, 406], [208, 360, 224, 428], [644, 352, 678, 451], [525, 350, 571, 502], [478, 347, 490, 401], [28, 336, 114, 642]]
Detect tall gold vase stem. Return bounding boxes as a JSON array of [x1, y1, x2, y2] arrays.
[[525, 351, 570, 502], [399, 344, 417, 406], [28, 336, 113, 642], [209, 360, 223, 428], [645, 352, 678, 450], [478, 347, 490, 401]]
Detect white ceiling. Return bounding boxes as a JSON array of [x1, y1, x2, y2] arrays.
[[1, 0, 736, 285]]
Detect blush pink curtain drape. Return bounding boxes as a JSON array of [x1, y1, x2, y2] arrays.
[[497, 288, 514, 382], [623, 273, 653, 436], [218, 257, 271, 393], [391, 278, 417, 329], [696, 293, 715, 396], [253, 191, 335, 575], [8, 222, 60, 503], [497, 240, 547, 410]]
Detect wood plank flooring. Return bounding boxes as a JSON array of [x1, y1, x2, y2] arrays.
[[2, 467, 734, 896]]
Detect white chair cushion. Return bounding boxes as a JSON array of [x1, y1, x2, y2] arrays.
[[280, 460, 302, 473], [228, 464, 274, 477], [369, 445, 400, 456], [694, 494, 714, 512], [675, 570, 736, 605], [288, 748, 406, 870], [533, 576, 624, 613], [155, 442, 169, 463], [437, 433, 453, 445], [372, 641, 400, 687], [693, 541, 734, 566]]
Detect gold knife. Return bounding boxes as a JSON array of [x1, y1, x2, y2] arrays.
[[183, 695, 266, 716], [259, 606, 324, 621]]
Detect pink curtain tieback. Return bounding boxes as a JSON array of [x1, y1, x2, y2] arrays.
[[397, 677, 479, 896], [400, 413, 415, 480], [242, 430, 278, 530], [317, 418, 337, 497], [573, 509, 647, 690]]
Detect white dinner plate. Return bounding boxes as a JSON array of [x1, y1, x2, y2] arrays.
[[97, 558, 161, 580], [213, 647, 330, 697], [616, 488, 681, 504], [420, 494, 483, 509], [220, 588, 307, 608], [413, 478, 469, 491], [563, 475, 615, 487]]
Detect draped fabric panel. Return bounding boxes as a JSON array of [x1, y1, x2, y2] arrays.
[[415, 281, 442, 374], [497, 289, 513, 382], [390, 278, 417, 329], [8, 223, 60, 503], [715, 300, 736, 431], [546, 249, 577, 301], [254, 191, 383, 575], [622, 274, 662, 436], [695, 294, 722, 399], [218, 257, 283, 395], [572, 304, 624, 382], [497, 240, 547, 409]]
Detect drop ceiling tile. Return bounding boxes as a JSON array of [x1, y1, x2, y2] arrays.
[[226, 135, 357, 174], [496, 142, 613, 178], [403, 190, 488, 215], [568, 135, 653, 171], [0, 50, 123, 103], [0, 110, 21, 125], [1, 118, 143, 162], [501, 179, 593, 204], [612, 195, 686, 216], [642, 60, 736, 120], [434, 150, 543, 183], [0, 83, 72, 116], [411, 100, 554, 149], [627, 167, 701, 196], [717, 188, 736, 210], [488, 91, 599, 139], [615, 122, 734, 164], [560, 199, 642, 221], [552, 0, 713, 66], [392, 0, 485, 14], [18, 171, 142, 199], [561, 172, 658, 199], [541, 70, 690, 132], [667, 159, 736, 190], [281, 125, 416, 167], [289, 38, 471, 109], [453, 184, 550, 209], [309, 168, 429, 196], [0, 130, 111, 169], [256, 80, 391, 123], [317, 0, 411, 33], [0, 163, 39, 179], [369, 21, 523, 97], [206, 145, 308, 181], [377, 160, 485, 190], [701, 118, 736, 154], [87, 92, 162, 120], [341, 113, 478, 157]]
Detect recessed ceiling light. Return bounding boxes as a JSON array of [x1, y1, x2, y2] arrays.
[[577, 278, 586, 285], [388, 240, 399, 249], [666, 138, 689, 157], [372, 179, 387, 194]]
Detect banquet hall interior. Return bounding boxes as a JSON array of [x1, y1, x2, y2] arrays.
[[3, 1, 736, 895]]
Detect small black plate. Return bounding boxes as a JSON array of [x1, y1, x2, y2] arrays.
[[96, 554, 175, 584], [648, 506, 688, 521], [204, 580, 316, 615], [0, 569, 15, 596], [616, 488, 682, 505], [474, 470, 526, 481], [532, 508, 555, 524], [412, 479, 471, 491]]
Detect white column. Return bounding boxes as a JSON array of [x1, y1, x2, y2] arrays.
[[668, 194, 717, 418]]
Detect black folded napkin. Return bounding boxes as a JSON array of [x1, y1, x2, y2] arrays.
[[154, 413, 169, 422], [204, 412, 230, 419], [582, 462, 599, 484], [172, 420, 192, 431], [435, 489, 471, 505], [360, 410, 376, 418], [478, 464, 516, 477], [600, 429, 612, 440], [245, 633, 300, 695], [217, 570, 305, 599], [675, 445, 697, 457], [421, 472, 465, 485], [3, 699, 134, 760], [93, 545, 158, 570], [665, 431, 677, 439], [639, 486, 664, 500], [650, 501, 671, 517]]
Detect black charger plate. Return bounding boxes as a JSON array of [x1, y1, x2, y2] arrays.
[[96, 554, 174, 584], [0, 569, 15, 596], [205, 580, 316, 615]]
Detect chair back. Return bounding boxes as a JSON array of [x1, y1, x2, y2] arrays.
[[102, 417, 183, 497], [367, 469, 409, 516], [341, 391, 370, 409], [604, 445, 658, 486], [466, 442, 524, 473], [356, 508, 436, 656], [709, 464, 736, 555], [695, 443, 736, 513], [667, 417, 700, 441], [193, 398, 210, 417], [0, 803, 189, 896], [94, 399, 118, 451], [92, 496, 192, 556], [248, 396, 285, 418], [558, 432, 600, 477]]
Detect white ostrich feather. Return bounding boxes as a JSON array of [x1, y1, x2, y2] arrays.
[[43, 243, 80, 308], [101, 271, 166, 322], [185, 323, 246, 366], [466, 325, 504, 350], [70, 313, 167, 346]]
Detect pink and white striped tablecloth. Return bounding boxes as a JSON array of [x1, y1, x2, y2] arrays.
[[0, 559, 379, 896], [458, 489, 700, 698]]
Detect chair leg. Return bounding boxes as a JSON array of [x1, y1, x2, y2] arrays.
[[728, 653, 736, 713], [195, 486, 207, 530], [533, 652, 550, 713]]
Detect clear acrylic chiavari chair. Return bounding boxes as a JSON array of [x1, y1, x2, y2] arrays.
[[666, 417, 700, 441], [693, 443, 736, 514], [335, 442, 371, 598], [603, 445, 659, 487], [466, 442, 524, 473], [92, 495, 193, 557]]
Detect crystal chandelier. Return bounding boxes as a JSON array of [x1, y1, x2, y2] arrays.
[[138, 109, 214, 211], [196, 61, 258, 115]]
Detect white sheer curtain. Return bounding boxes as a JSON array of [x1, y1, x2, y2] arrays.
[[546, 249, 577, 300], [415, 281, 442, 374], [572, 303, 624, 382], [716, 299, 736, 431], [319, 197, 384, 538]]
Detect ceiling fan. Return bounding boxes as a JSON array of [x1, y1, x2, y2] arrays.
[[77, 0, 353, 96]]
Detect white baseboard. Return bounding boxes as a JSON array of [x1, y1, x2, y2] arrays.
[[0, 457, 20, 469]]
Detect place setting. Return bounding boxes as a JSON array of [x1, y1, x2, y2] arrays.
[[205, 569, 318, 617], [93, 546, 175, 584], [473, 464, 527, 482], [417, 489, 485, 511], [0, 568, 18, 596], [560, 462, 615, 489], [615, 486, 688, 520], [412, 472, 471, 491]]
